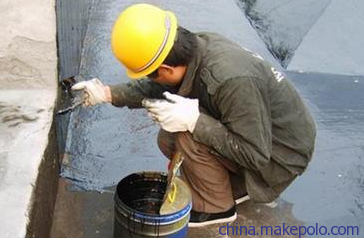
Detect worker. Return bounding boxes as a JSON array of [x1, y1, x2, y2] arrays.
[[72, 3, 316, 227]]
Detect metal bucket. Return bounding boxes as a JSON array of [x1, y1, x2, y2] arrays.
[[113, 171, 191, 238]]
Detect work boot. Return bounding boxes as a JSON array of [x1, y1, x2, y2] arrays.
[[188, 206, 237, 227]]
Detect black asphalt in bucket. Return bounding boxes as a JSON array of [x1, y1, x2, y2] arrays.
[[114, 171, 191, 238]]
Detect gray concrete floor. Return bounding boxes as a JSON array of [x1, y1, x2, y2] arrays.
[[50, 178, 304, 238]]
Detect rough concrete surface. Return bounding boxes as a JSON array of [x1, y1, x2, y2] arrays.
[[26, 119, 59, 238], [0, 90, 57, 238], [0, 0, 57, 89], [0, 0, 58, 237]]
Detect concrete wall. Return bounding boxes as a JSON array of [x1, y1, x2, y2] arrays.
[[0, 0, 57, 89], [0, 0, 58, 237], [55, 0, 94, 159], [56, 0, 94, 80]]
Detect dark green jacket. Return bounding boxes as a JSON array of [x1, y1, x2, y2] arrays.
[[110, 33, 316, 202]]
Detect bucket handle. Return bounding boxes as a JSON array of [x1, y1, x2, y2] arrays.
[[168, 182, 177, 203]]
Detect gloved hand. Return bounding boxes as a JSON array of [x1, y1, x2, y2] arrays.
[[142, 92, 200, 133], [71, 78, 108, 106]]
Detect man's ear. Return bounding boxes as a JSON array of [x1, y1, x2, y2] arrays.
[[159, 64, 175, 75]]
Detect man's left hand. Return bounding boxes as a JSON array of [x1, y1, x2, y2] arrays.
[[142, 92, 200, 133]]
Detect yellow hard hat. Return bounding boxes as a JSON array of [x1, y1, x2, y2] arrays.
[[111, 4, 177, 79]]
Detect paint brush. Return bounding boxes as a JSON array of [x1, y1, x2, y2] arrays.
[[160, 152, 184, 215], [56, 76, 86, 115]]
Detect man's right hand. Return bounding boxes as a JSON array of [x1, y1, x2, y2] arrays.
[[71, 78, 111, 106]]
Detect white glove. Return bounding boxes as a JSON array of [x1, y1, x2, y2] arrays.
[[142, 92, 200, 133], [71, 78, 107, 106]]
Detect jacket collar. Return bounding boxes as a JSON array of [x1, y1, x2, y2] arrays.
[[177, 35, 206, 97]]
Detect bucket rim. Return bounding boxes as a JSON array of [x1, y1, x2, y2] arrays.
[[115, 171, 192, 224]]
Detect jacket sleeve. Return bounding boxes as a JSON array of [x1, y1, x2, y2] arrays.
[[109, 78, 177, 108], [192, 76, 272, 171]]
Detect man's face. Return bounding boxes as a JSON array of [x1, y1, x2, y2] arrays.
[[148, 65, 186, 86]]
